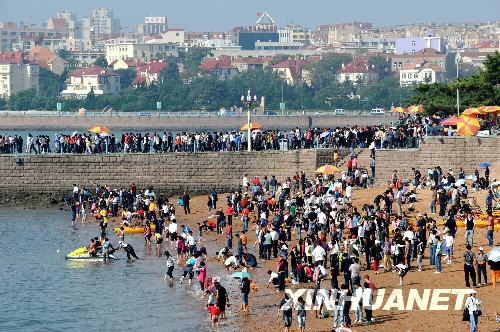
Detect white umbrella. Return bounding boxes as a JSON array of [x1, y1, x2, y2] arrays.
[[487, 247, 500, 262], [71, 131, 78, 137]]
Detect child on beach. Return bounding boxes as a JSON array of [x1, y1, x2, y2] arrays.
[[117, 227, 125, 242], [164, 251, 175, 281], [395, 263, 409, 286], [206, 289, 219, 327], [80, 204, 87, 223]]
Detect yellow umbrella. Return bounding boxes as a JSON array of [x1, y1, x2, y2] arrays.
[[315, 164, 341, 175], [240, 122, 263, 131], [391, 107, 406, 113], [88, 126, 110, 134], [407, 105, 424, 113], [456, 115, 480, 136], [478, 106, 500, 114], [462, 108, 481, 116]]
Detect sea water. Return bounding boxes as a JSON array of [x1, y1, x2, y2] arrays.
[[0, 208, 213, 332]]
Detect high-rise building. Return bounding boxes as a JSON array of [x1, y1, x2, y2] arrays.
[[137, 17, 168, 35], [82, 8, 120, 44], [56, 11, 80, 39]]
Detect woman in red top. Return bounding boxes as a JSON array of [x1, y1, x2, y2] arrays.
[[226, 204, 235, 224]]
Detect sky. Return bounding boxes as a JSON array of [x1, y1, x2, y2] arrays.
[[0, 0, 499, 31]]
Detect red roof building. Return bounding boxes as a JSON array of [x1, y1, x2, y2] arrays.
[[272, 59, 317, 85], [133, 60, 168, 86], [337, 57, 379, 84], [199, 56, 238, 78]]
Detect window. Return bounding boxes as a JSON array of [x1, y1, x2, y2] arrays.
[[402, 73, 406, 79], [411, 40, 415, 47]]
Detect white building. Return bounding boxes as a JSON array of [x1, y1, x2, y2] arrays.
[[160, 29, 185, 45], [61, 66, 120, 98], [399, 62, 445, 87], [0, 51, 39, 99], [337, 58, 379, 85], [105, 40, 178, 63], [138, 17, 168, 35]]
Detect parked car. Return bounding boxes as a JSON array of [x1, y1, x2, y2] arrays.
[[334, 108, 345, 115], [370, 108, 385, 116]]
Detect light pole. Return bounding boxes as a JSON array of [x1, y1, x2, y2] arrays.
[[455, 51, 461, 116], [241, 89, 257, 152]]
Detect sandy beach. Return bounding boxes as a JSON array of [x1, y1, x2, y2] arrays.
[[97, 172, 499, 332]]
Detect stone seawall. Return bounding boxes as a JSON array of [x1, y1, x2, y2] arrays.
[[0, 150, 319, 200], [352, 137, 500, 185], [0, 137, 497, 204]]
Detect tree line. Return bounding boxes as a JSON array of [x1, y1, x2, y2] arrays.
[[5, 49, 499, 115]]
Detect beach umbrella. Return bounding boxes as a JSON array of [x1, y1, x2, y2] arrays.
[[456, 115, 480, 136], [320, 131, 331, 138], [462, 108, 481, 116], [407, 105, 424, 114], [479, 106, 500, 114], [440, 115, 459, 126], [88, 126, 110, 134], [240, 122, 263, 131], [487, 247, 500, 263], [315, 164, 341, 175], [391, 106, 406, 113], [231, 271, 252, 279], [479, 162, 492, 168]]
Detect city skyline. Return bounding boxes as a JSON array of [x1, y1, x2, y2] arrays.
[[1, 0, 499, 31]]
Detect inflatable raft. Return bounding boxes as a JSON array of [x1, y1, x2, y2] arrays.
[[113, 224, 156, 234]]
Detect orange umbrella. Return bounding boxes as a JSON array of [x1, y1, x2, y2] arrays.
[[407, 105, 424, 113], [391, 106, 406, 113], [440, 115, 459, 126], [478, 106, 500, 114], [240, 122, 263, 131], [462, 108, 481, 116], [315, 164, 341, 175], [88, 126, 110, 134], [456, 115, 480, 136]]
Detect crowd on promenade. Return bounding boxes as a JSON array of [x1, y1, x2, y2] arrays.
[[0, 117, 431, 155]]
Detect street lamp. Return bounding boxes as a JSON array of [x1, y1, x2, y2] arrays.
[[455, 50, 462, 116], [241, 89, 257, 152]]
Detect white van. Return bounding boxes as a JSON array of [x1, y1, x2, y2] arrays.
[[334, 108, 345, 115], [370, 108, 385, 116]]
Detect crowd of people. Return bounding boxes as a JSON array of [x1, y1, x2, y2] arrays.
[[0, 113, 436, 155], [67, 148, 497, 331]]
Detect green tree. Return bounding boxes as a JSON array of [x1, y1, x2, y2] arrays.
[[94, 55, 108, 68], [483, 51, 500, 86], [115, 68, 137, 89], [368, 56, 391, 79]]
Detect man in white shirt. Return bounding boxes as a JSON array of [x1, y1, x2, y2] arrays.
[[345, 185, 352, 201], [225, 255, 239, 270], [267, 270, 279, 288], [242, 174, 249, 191], [168, 221, 178, 247], [312, 244, 326, 266]]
